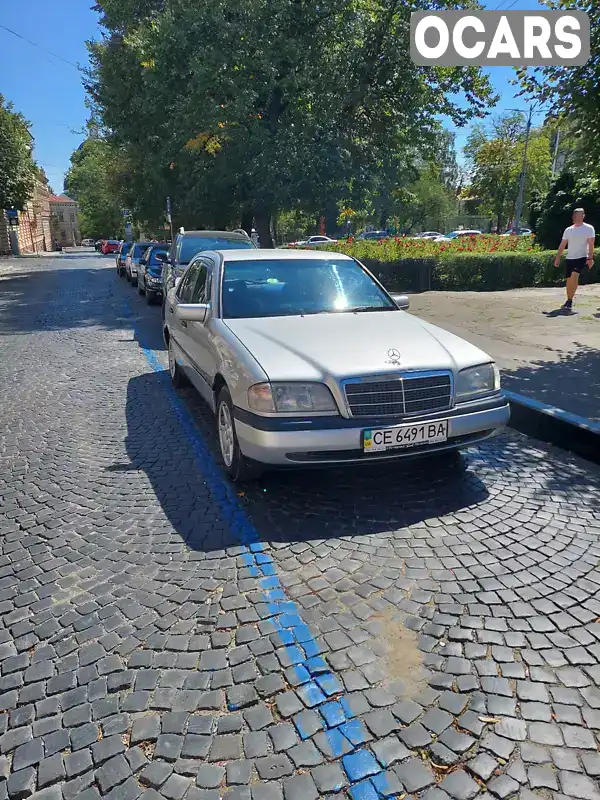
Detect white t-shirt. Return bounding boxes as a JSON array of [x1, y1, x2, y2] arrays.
[[563, 222, 595, 260]]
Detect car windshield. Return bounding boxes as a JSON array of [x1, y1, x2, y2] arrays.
[[221, 258, 396, 319], [120, 242, 133, 255], [180, 236, 253, 264]]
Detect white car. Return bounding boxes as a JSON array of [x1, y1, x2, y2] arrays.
[[434, 230, 482, 242], [412, 231, 443, 239], [288, 235, 336, 247], [163, 249, 510, 480]]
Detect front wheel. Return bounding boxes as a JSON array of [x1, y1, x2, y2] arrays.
[[216, 388, 263, 482]]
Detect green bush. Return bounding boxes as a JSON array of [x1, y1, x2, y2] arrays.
[[362, 249, 600, 292]]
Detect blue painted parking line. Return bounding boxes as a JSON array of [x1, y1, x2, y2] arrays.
[[126, 307, 393, 796], [505, 389, 600, 434]]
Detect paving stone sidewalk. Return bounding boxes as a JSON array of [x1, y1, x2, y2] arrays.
[[0, 256, 600, 800], [409, 285, 600, 422]]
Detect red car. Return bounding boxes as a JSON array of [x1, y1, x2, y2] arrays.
[[101, 239, 122, 255]]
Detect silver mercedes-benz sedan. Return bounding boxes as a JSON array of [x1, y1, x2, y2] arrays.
[[163, 249, 510, 481]]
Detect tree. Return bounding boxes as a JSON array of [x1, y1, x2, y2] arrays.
[[86, 0, 496, 246], [64, 137, 129, 239], [532, 172, 600, 250], [0, 94, 37, 211], [518, 0, 600, 172], [464, 114, 552, 231]]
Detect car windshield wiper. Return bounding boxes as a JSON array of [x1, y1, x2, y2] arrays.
[[341, 305, 396, 313]]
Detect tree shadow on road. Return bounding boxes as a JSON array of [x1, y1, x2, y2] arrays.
[[502, 345, 600, 421], [0, 264, 166, 352]]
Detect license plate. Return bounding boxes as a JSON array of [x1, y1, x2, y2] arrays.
[[363, 420, 449, 452]]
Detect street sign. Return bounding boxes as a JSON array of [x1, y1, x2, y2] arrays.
[[6, 208, 18, 219], [124, 223, 133, 243], [122, 209, 131, 218]]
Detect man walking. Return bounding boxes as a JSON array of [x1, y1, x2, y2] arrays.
[[554, 207, 595, 311]]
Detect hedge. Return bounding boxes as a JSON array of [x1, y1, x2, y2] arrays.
[[361, 249, 600, 293]]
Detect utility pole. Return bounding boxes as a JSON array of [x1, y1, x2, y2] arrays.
[[513, 105, 534, 235], [551, 128, 561, 178]]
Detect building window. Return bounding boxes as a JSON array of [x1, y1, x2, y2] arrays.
[[61, 230, 67, 241], [70, 213, 76, 222], [57, 212, 64, 222]]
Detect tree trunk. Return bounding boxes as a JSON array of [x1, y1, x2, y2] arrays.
[[254, 210, 274, 248], [240, 210, 253, 237]]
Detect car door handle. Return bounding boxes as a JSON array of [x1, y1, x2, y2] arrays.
[[181, 320, 187, 328]]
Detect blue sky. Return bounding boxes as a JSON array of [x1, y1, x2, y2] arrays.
[[0, 0, 545, 192]]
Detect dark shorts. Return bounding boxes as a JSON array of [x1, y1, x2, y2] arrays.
[[565, 257, 587, 278]]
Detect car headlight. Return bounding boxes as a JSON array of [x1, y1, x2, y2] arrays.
[[146, 275, 161, 284], [456, 363, 500, 401], [248, 382, 337, 414]]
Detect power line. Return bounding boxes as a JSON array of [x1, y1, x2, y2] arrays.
[[0, 24, 84, 72]]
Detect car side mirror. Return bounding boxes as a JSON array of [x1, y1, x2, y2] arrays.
[[391, 293, 409, 310], [175, 303, 209, 323], [155, 252, 166, 262], [140, 259, 147, 266]]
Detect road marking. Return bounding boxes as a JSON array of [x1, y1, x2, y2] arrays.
[[123, 301, 392, 796]]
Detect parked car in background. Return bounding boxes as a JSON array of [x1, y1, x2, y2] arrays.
[[137, 244, 168, 304], [357, 230, 391, 240], [501, 227, 532, 237], [163, 248, 509, 481], [101, 240, 121, 254], [434, 230, 482, 242], [412, 231, 443, 239], [81, 238, 94, 247], [159, 229, 256, 317], [285, 235, 335, 247], [125, 241, 154, 285], [116, 242, 133, 276]]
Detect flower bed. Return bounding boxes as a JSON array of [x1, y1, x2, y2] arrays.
[[300, 238, 600, 292]]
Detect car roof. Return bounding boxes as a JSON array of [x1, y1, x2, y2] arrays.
[[201, 248, 353, 262], [179, 230, 250, 240]]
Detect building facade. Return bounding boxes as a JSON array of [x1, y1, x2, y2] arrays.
[[0, 172, 53, 256], [50, 195, 80, 247]]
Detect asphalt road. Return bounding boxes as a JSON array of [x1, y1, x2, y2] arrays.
[[1, 252, 600, 800]]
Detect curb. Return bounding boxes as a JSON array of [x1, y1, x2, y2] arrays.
[[506, 390, 600, 466]]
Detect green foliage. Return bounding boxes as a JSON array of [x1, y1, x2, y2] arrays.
[[64, 137, 130, 239], [356, 250, 600, 293], [533, 173, 600, 250], [87, 0, 496, 245], [518, 1, 600, 173], [464, 114, 552, 231], [0, 94, 37, 211]]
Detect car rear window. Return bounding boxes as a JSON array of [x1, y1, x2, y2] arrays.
[[179, 237, 254, 264], [133, 243, 153, 258], [149, 250, 167, 266]]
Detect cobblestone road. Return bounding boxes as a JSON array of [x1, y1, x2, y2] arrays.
[[1, 253, 600, 800]]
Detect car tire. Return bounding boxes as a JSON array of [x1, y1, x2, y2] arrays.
[[168, 340, 187, 388], [131, 275, 138, 287], [216, 387, 263, 482], [125, 269, 131, 282], [138, 279, 145, 295]]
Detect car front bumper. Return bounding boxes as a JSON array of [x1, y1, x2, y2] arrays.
[[234, 397, 510, 466]]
